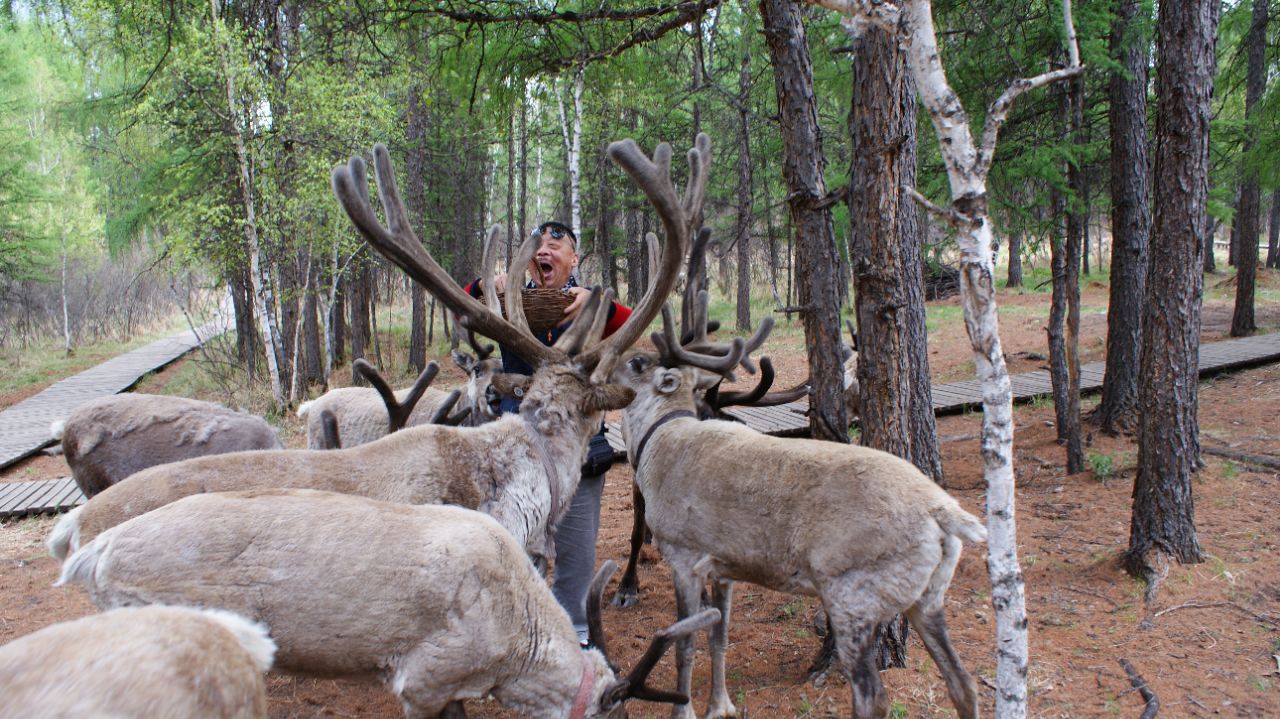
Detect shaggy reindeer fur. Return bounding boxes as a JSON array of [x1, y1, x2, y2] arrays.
[[0, 604, 275, 719], [613, 354, 985, 719], [52, 393, 282, 497], [48, 365, 632, 562], [57, 489, 713, 719]]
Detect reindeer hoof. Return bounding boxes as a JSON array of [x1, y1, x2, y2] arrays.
[[611, 587, 639, 609], [703, 698, 737, 719]]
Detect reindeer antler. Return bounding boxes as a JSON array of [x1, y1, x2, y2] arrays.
[[332, 147, 557, 367], [575, 134, 710, 376], [589, 560, 722, 709], [653, 304, 745, 376], [336, 139, 706, 377], [353, 358, 439, 434]]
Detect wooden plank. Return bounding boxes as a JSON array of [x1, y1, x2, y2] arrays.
[[0, 482, 45, 514], [0, 481, 34, 507], [19, 481, 65, 517], [48, 479, 85, 512]]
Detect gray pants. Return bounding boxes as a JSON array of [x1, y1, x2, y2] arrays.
[[551, 471, 605, 643]]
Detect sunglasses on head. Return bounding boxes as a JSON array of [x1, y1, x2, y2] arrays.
[[540, 225, 570, 241]]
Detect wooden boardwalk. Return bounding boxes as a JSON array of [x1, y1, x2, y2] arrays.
[[3, 329, 1278, 520], [0, 315, 229, 475], [608, 330, 1280, 455]]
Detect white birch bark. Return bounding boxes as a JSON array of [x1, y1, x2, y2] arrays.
[[810, 2, 1082, 717], [61, 232, 72, 356], [288, 252, 313, 404], [556, 65, 584, 239], [210, 0, 286, 409], [324, 229, 340, 387]]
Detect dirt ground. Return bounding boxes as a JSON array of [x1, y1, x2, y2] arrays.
[[2, 277, 1279, 718]]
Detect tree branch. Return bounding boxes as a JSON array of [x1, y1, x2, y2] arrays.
[[976, 64, 1084, 177], [399, 0, 715, 25], [905, 186, 971, 228]]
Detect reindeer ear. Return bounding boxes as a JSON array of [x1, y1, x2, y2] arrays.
[[451, 350, 475, 374], [491, 374, 530, 399], [598, 681, 631, 714], [589, 384, 636, 412], [655, 368, 684, 395]]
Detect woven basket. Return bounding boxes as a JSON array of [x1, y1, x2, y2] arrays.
[[499, 288, 574, 335]]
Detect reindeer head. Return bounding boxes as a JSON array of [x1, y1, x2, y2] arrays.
[[613, 227, 805, 425]]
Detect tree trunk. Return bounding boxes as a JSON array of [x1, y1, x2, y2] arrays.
[[557, 66, 585, 240], [1048, 81, 1084, 474], [760, 0, 848, 445], [228, 265, 257, 372], [1124, 0, 1218, 585], [331, 273, 346, 368], [1204, 212, 1217, 272], [735, 13, 754, 333], [507, 102, 517, 266], [516, 91, 529, 252], [1267, 189, 1279, 269], [625, 200, 644, 303], [60, 235, 72, 356], [302, 268, 322, 386], [1006, 222, 1023, 288], [349, 262, 371, 383], [1097, 0, 1152, 434], [847, 18, 944, 671], [405, 75, 430, 372], [1230, 0, 1265, 337], [278, 257, 300, 393]]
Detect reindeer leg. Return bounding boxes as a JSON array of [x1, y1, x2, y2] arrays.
[[824, 604, 888, 719], [704, 578, 737, 719], [439, 701, 467, 719], [612, 481, 647, 608], [906, 607, 977, 719], [669, 561, 703, 719]]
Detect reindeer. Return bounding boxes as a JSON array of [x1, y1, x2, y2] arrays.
[[611, 228, 806, 609], [56, 488, 720, 719], [51, 393, 282, 498], [48, 134, 707, 566], [608, 306, 986, 719], [0, 604, 274, 719]]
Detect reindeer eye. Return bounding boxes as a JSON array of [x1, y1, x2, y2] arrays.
[[629, 356, 647, 373]]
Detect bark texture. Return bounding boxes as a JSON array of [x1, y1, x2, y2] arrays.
[[1048, 82, 1084, 474], [847, 20, 943, 672], [849, 24, 943, 486], [1124, 0, 1218, 581], [1098, 0, 1151, 434], [1268, 189, 1279, 269], [1230, 0, 1266, 337], [761, 0, 848, 444], [405, 77, 429, 372], [735, 15, 754, 333]]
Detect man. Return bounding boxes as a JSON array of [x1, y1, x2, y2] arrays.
[[465, 221, 628, 647]]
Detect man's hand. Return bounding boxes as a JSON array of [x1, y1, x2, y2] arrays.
[[559, 286, 592, 326]]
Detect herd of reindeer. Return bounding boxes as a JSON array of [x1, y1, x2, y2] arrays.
[[1, 136, 987, 719]]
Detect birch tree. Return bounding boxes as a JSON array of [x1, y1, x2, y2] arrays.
[[809, 2, 1082, 716], [556, 64, 585, 240], [209, 0, 286, 409]]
